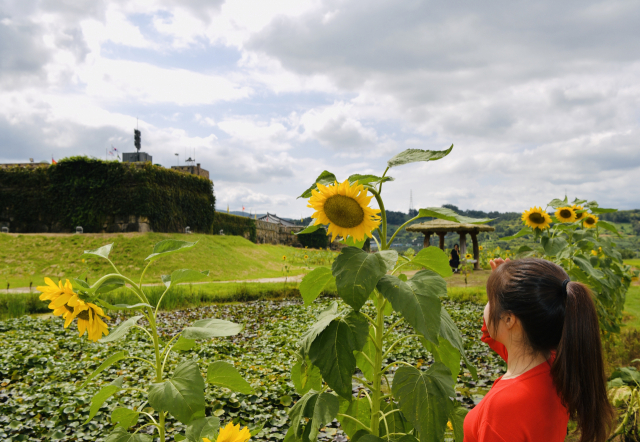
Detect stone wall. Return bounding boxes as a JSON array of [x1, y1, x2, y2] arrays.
[[255, 220, 303, 246], [102, 215, 152, 233]]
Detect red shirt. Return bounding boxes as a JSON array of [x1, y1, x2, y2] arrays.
[[463, 321, 569, 442]]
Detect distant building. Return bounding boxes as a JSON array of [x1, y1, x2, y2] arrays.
[[0, 162, 49, 170], [171, 163, 209, 180], [123, 152, 153, 163], [257, 213, 296, 227]]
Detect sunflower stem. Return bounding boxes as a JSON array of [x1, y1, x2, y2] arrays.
[[378, 167, 390, 195], [369, 188, 388, 250], [387, 214, 422, 249]]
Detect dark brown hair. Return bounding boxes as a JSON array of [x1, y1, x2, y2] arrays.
[[486, 258, 614, 442]]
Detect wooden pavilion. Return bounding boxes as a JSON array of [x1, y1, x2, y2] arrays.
[[406, 219, 495, 269]]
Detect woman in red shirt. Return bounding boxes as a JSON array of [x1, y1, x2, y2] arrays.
[[463, 258, 614, 442]]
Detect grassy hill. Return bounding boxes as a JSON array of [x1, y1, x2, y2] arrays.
[[0, 233, 333, 289]]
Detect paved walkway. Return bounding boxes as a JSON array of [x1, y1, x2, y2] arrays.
[[4, 274, 306, 294]]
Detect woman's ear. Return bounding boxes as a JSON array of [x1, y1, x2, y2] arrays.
[[503, 312, 518, 331]]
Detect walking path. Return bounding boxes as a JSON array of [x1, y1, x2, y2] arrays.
[[4, 274, 306, 294]]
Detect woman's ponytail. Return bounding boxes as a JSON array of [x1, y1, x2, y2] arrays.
[[551, 281, 614, 442]]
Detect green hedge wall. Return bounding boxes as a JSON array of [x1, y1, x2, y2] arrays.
[[0, 157, 215, 233], [297, 226, 329, 249], [213, 212, 257, 242]]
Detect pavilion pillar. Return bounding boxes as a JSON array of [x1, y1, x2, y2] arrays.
[[459, 232, 467, 256], [437, 232, 446, 250], [423, 232, 432, 248], [471, 231, 480, 270]]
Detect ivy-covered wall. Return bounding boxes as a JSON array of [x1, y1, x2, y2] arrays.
[[0, 157, 215, 233]]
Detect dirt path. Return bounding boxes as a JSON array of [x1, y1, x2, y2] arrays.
[[4, 274, 306, 294]]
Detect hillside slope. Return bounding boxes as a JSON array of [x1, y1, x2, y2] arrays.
[[0, 233, 326, 288]]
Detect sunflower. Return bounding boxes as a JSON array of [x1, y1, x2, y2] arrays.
[[584, 214, 599, 229], [308, 179, 381, 242], [304, 255, 309, 259], [465, 253, 473, 260], [591, 249, 598, 256], [447, 421, 453, 431], [522, 207, 552, 230], [479, 245, 484, 251], [38, 278, 110, 342], [555, 206, 577, 223], [282, 255, 286, 261], [204, 422, 251, 442], [572, 205, 587, 221]]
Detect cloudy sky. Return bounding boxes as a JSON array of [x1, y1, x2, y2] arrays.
[[1, 0, 639, 217]]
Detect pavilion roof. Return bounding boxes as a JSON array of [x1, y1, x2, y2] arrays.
[[406, 219, 495, 233]]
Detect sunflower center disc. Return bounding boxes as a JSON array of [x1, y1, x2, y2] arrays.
[[560, 209, 572, 218], [64, 304, 90, 320], [586, 218, 595, 225], [323, 195, 365, 228], [529, 213, 545, 224]]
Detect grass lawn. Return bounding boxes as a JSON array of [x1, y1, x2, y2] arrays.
[[622, 284, 640, 329], [624, 258, 640, 269], [0, 233, 334, 288]]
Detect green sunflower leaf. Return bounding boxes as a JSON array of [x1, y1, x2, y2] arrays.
[[299, 267, 335, 306], [298, 170, 338, 199], [83, 243, 114, 260], [295, 221, 323, 235], [417, 207, 493, 224], [337, 397, 371, 437], [596, 220, 620, 236], [291, 357, 323, 395], [449, 403, 468, 442], [308, 312, 368, 400], [111, 408, 139, 429], [161, 269, 210, 288], [145, 240, 198, 262], [332, 247, 388, 311], [347, 174, 394, 187], [80, 351, 127, 389], [501, 226, 533, 241], [387, 145, 453, 168], [148, 360, 206, 424], [206, 361, 254, 394], [85, 376, 123, 424], [410, 247, 452, 278], [392, 363, 454, 442], [182, 318, 243, 340], [376, 270, 444, 344], [185, 416, 220, 442], [105, 428, 153, 442], [100, 316, 144, 343]]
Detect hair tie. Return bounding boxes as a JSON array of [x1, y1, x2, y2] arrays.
[[562, 279, 571, 296]]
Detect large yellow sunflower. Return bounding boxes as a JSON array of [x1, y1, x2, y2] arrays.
[[203, 422, 251, 442], [522, 207, 552, 230], [38, 278, 110, 342], [572, 205, 587, 221], [308, 179, 381, 242], [584, 214, 599, 229], [555, 206, 577, 223]]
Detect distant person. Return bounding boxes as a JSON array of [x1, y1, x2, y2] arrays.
[[464, 258, 613, 442], [449, 244, 460, 272]]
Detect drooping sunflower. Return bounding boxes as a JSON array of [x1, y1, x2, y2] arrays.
[[204, 422, 251, 442], [308, 179, 381, 242], [572, 205, 587, 221], [555, 206, 577, 223], [38, 278, 110, 342], [584, 214, 599, 229], [522, 207, 552, 230]]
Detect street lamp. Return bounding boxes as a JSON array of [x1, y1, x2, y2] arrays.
[[174, 153, 179, 166]]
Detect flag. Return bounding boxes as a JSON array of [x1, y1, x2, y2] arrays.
[[51, 157, 57, 165], [242, 206, 245, 211]]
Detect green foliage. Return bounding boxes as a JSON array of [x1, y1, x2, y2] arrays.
[[0, 157, 215, 233], [213, 212, 257, 242], [503, 197, 639, 333], [0, 297, 501, 441], [296, 227, 328, 249], [149, 361, 206, 424]]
